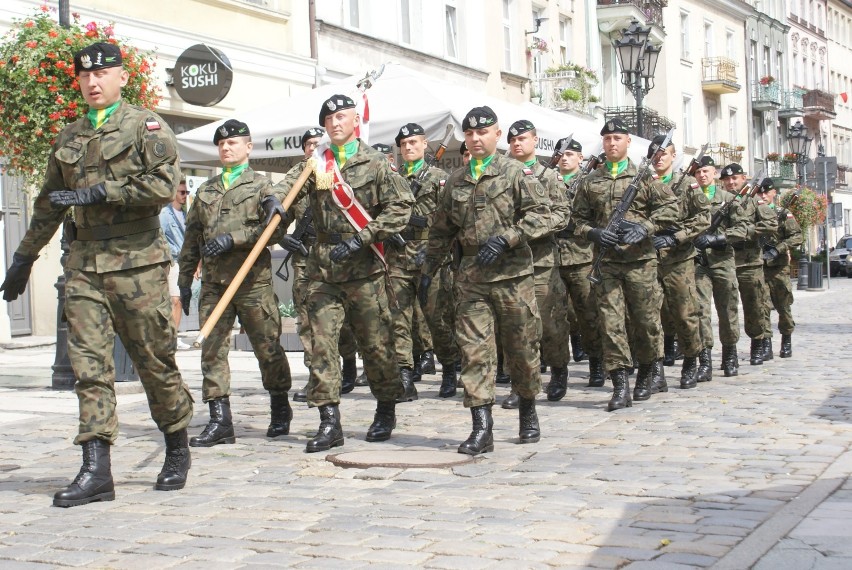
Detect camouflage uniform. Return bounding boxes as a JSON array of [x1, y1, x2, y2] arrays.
[[572, 161, 680, 372], [15, 101, 193, 444], [276, 141, 414, 406], [424, 153, 551, 407], [763, 205, 803, 334], [732, 197, 778, 340], [179, 167, 292, 401]]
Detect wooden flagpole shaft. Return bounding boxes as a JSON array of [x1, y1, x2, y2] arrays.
[[193, 161, 314, 347]]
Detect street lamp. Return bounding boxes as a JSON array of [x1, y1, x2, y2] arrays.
[[612, 20, 661, 138], [787, 119, 814, 289]]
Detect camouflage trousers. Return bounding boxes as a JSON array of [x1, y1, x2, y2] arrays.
[[594, 259, 664, 372], [425, 264, 460, 366], [659, 258, 703, 357], [389, 269, 433, 369], [198, 280, 292, 401], [292, 261, 358, 367], [695, 258, 741, 347], [764, 264, 795, 335], [558, 262, 603, 358], [534, 265, 570, 367], [305, 275, 403, 406], [65, 262, 193, 445], [454, 275, 541, 408], [736, 265, 771, 340]]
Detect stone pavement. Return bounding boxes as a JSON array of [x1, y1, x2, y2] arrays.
[[0, 279, 850, 569]]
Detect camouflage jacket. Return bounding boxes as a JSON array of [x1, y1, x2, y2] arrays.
[[658, 173, 710, 265], [733, 196, 778, 268], [700, 186, 749, 269], [556, 171, 593, 267], [424, 153, 551, 283], [274, 140, 414, 283], [527, 161, 571, 268], [17, 101, 179, 272], [386, 164, 446, 276], [764, 205, 803, 267], [572, 159, 680, 264], [179, 167, 280, 288]]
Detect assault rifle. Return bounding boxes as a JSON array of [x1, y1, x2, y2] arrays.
[[547, 134, 572, 169], [762, 194, 800, 261], [275, 207, 313, 282], [587, 128, 675, 284], [671, 142, 709, 195], [556, 151, 605, 240]]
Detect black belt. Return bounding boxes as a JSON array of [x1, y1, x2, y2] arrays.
[[400, 228, 429, 241], [315, 231, 357, 244], [76, 216, 160, 241]]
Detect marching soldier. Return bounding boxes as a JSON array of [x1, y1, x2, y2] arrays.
[[275, 94, 415, 452], [721, 164, 778, 365], [757, 180, 803, 357], [571, 118, 679, 411], [421, 106, 551, 454], [0, 42, 194, 506], [648, 136, 710, 389], [178, 120, 293, 447]]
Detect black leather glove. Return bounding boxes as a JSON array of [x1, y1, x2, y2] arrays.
[[280, 234, 308, 256], [762, 245, 780, 262], [693, 234, 712, 250], [707, 234, 728, 251], [261, 195, 286, 227], [329, 235, 363, 262], [1, 253, 37, 302], [653, 234, 678, 251], [49, 183, 107, 207], [179, 286, 192, 316], [618, 220, 648, 245], [588, 227, 619, 248], [477, 236, 510, 266], [414, 248, 426, 267], [418, 274, 432, 308], [201, 234, 234, 257]]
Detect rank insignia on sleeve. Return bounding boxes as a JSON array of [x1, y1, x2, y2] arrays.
[[145, 118, 161, 131]]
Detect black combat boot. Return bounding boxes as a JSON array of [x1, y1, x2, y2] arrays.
[[396, 368, 419, 403], [633, 362, 653, 401], [502, 390, 520, 409], [750, 338, 764, 365], [663, 335, 677, 366], [571, 334, 588, 362], [266, 393, 292, 438], [696, 348, 713, 382], [293, 385, 308, 403], [438, 363, 457, 398], [365, 401, 396, 442], [588, 357, 605, 388], [722, 344, 739, 377], [190, 397, 235, 447], [495, 353, 511, 384], [780, 334, 792, 358], [546, 366, 569, 401], [412, 354, 423, 383], [627, 355, 637, 376], [458, 405, 494, 455], [306, 404, 344, 453], [763, 337, 774, 361], [650, 359, 668, 394], [418, 350, 436, 375], [53, 439, 115, 507], [341, 357, 357, 394], [680, 357, 698, 389], [518, 397, 541, 444], [354, 372, 369, 387], [155, 429, 191, 491], [607, 369, 632, 411]]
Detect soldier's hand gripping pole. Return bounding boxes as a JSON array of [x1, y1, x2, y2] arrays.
[[192, 160, 315, 347]]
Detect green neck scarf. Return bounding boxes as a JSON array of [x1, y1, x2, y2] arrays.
[[605, 159, 628, 178], [661, 172, 673, 184], [768, 202, 776, 210], [524, 158, 538, 168], [404, 158, 425, 177], [702, 184, 717, 201], [330, 140, 359, 167], [222, 163, 248, 190], [562, 171, 577, 184], [86, 100, 121, 130], [470, 154, 495, 180]]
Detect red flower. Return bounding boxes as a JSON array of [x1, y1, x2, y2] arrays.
[[24, 21, 34, 28], [48, 85, 58, 92], [35, 128, 43, 136], [65, 38, 73, 45], [85, 22, 97, 31], [48, 30, 58, 38], [49, 112, 61, 121], [25, 40, 38, 48], [40, 4, 49, 11], [19, 115, 28, 124], [56, 61, 66, 69], [104, 26, 114, 37], [85, 30, 97, 38]]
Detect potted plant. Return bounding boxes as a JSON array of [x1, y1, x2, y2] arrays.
[[527, 37, 548, 54], [561, 88, 582, 102], [765, 152, 780, 162], [759, 75, 775, 85], [782, 152, 799, 163]]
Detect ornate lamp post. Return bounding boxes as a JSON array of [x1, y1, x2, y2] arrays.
[[787, 119, 813, 290], [612, 20, 661, 138]]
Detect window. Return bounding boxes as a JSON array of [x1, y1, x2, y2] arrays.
[[559, 17, 570, 64], [776, 51, 782, 85], [726, 30, 735, 59], [349, 0, 360, 28], [503, 0, 512, 71], [729, 108, 738, 147], [682, 95, 693, 146], [704, 21, 714, 57], [706, 100, 718, 142], [445, 5, 458, 59], [680, 11, 690, 59], [763, 46, 770, 78], [400, 0, 411, 44], [750, 40, 758, 83]]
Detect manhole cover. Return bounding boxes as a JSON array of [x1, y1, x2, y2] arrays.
[[326, 450, 474, 469]]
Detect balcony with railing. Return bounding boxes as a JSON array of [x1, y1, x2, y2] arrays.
[[707, 143, 745, 167], [778, 88, 806, 118], [751, 81, 782, 111], [530, 70, 598, 116], [765, 159, 798, 188], [701, 57, 740, 94], [597, 1, 668, 39], [802, 88, 837, 120], [603, 106, 675, 138]]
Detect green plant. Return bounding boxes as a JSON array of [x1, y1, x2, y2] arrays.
[[0, 6, 160, 188], [278, 300, 296, 318], [765, 152, 780, 161], [588, 95, 600, 103], [781, 187, 827, 232], [561, 88, 582, 102]]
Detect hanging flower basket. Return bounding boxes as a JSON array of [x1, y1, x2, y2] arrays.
[[759, 75, 775, 85], [765, 152, 780, 162], [782, 152, 799, 163], [781, 187, 827, 232], [527, 38, 549, 54]]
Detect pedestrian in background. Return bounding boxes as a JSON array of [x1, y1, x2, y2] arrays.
[[160, 177, 191, 350]]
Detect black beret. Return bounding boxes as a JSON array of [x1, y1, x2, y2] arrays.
[[720, 163, 745, 179], [647, 134, 675, 158], [699, 156, 716, 168], [301, 128, 324, 150], [74, 42, 122, 75], [759, 178, 776, 191], [213, 119, 250, 145], [371, 143, 392, 154], [319, 94, 356, 125], [395, 123, 425, 147], [459, 142, 467, 155], [600, 118, 629, 135], [556, 137, 582, 153], [463, 106, 498, 131], [507, 120, 535, 142]]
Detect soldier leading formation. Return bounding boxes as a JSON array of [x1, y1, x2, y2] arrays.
[[0, 42, 804, 508]]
